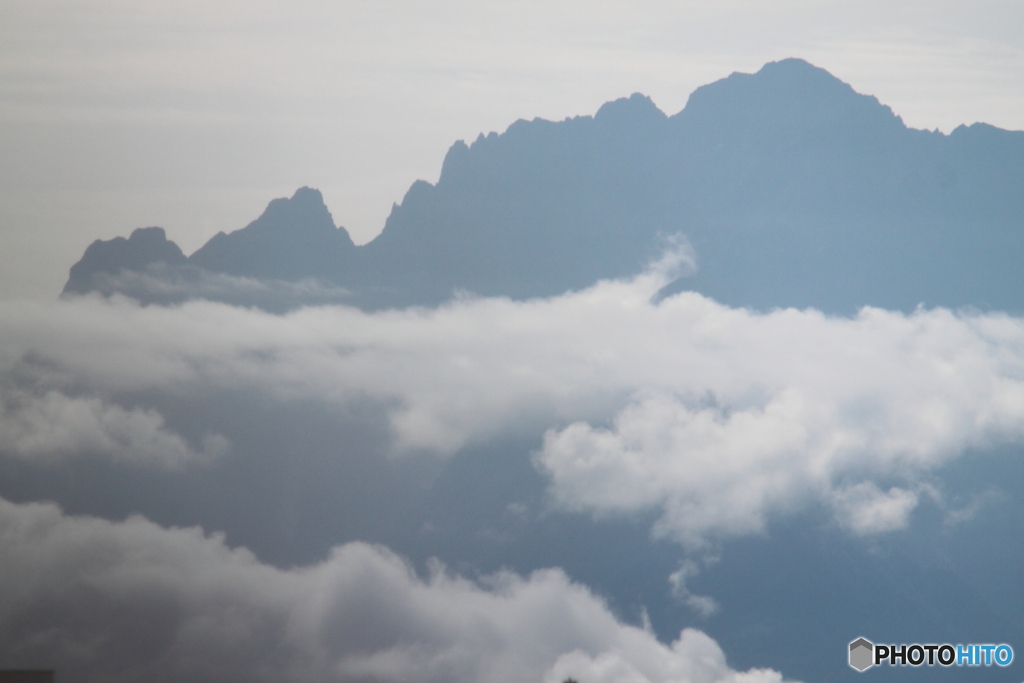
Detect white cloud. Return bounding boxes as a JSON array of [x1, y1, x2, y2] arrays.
[[0, 495, 789, 683], [544, 633, 786, 683], [829, 482, 919, 535], [4, 260, 1024, 542], [533, 292, 1024, 544]]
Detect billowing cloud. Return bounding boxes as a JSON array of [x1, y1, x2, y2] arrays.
[[544, 636, 784, 683], [534, 300, 1024, 544], [0, 495, 789, 683], [4, 258, 1024, 543]]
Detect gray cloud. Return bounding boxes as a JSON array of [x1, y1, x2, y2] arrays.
[[0, 495, 789, 683], [0, 385, 228, 468]]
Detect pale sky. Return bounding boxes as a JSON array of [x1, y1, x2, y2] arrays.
[[2, 0, 1022, 299]]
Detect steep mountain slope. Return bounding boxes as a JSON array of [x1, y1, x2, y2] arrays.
[[190, 186, 356, 281], [63, 227, 187, 296]]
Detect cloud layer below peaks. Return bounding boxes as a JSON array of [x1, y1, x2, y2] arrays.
[[3, 262, 1024, 545]]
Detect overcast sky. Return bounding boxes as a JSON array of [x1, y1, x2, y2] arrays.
[[1, 0, 1023, 299]]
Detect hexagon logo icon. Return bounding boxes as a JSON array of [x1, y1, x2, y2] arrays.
[[849, 637, 874, 671]]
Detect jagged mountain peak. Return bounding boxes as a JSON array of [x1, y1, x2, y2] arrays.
[[187, 187, 356, 281], [61, 59, 1024, 314], [127, 226, 175, 244], [246, 186, 340, 237], [63, 226, 186, 296]]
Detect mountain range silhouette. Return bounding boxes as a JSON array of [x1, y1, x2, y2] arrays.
[[64, 58, 1024, 314]]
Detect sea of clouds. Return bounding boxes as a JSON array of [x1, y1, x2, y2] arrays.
[[4, 256, 1024, 680]]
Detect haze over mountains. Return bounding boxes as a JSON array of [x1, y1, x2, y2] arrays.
[[64, 58, 1024, 314]]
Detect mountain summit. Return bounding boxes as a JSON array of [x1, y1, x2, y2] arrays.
[[63, 226, 187, 296], [189, 187, 355, 281], [63, 59, 1024, 313]]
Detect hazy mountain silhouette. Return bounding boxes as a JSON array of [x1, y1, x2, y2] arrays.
[[63, 226, 187, 296], [190, 186, 356, 280], [63, 58, 1024, 313], [62, 190, 357, 312]]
